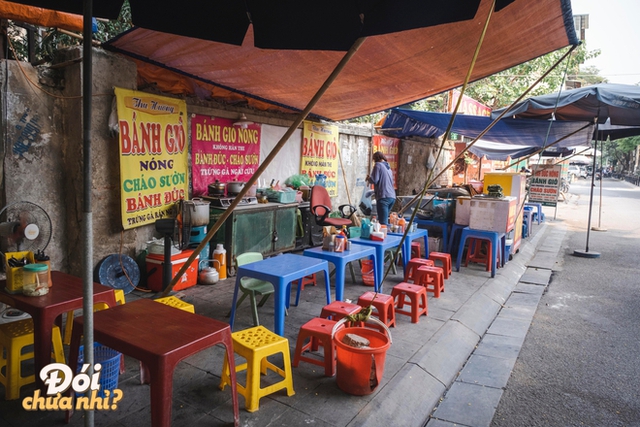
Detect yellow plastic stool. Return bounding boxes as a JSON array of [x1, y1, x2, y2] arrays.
[[0, 319, 66, 400], [63, 288, 126, 345], [153, 296, 195, 313], [219, 325, 294, 412]]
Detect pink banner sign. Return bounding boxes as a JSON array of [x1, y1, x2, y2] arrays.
[[191, 115, 261, 196]]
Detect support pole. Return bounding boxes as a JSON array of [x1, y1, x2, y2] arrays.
[[592, 136, 607, 232], [574, 128, 601, 258]]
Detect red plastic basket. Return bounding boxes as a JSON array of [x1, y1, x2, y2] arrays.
[[361, 260, 375, 286]]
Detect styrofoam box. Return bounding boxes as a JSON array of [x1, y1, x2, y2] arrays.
[[469, 196, 517, 233], [454, 196, 471, 225]]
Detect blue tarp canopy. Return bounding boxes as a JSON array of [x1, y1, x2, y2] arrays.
[[380, 109, 595, 160]]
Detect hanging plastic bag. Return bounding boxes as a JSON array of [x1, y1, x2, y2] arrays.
[[358, 185, 373, 216]]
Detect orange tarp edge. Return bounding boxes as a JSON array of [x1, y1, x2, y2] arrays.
[[0, 1, 83, 32]]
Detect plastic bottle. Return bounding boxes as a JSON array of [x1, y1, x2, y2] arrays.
[[213, 244, 227, 280], [397, 217, 407, 233]]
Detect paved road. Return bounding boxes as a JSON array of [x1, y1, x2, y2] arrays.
[[491, 178, 640, 426]]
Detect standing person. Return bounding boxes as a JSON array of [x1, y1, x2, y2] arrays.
[[366, 151, 396, 225]]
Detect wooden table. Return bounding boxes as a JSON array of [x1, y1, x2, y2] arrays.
[[230, 253, 331, 336], [0, 271, 117, 390], [303, 243, 379, 300], [67, 298, 239, 427]]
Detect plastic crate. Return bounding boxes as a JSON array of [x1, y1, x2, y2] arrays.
[[266, 189, 297, 203], [77, 342, 121, 398]]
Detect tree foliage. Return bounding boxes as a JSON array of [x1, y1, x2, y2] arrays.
[[604, 136, 640, 172], [6, 1, 131, 63]]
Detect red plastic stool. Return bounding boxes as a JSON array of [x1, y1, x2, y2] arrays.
[[320, 301, 362, 321], [404, 258, 435, 282], [428, 251, 452, 279], [292, 317, 337, 376], [357, 291, 396, 328], [391, 282, 428, 323], [411, 242, 422, 258], [415, 265, 445, 298], [298, 274, 317, 290], [464, 239, 497, 272]]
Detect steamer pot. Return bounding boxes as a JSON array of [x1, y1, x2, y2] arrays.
[[184, 198, 210, 226], [227, 181, 246, 195], [208, 180, 226, 196]]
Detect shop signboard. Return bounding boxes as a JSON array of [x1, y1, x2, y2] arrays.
[[115, 88, 189, 230], [372, 135, 399, 189], [528, 165, 561, 207], [300, 121, 339, 197], [190, 114, 261, 196]]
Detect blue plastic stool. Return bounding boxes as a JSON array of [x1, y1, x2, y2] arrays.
[[525, 202, 543, 224], [456, 227, 505, 278]]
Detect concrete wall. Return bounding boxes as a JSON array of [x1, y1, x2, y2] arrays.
[[0, 46, 451, 278]]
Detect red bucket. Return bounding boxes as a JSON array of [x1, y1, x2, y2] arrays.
[[361, 260, 375, 286], [333, 324, 391, 395]]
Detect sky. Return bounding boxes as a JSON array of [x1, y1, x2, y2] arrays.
[[570, 0, 640, 85]]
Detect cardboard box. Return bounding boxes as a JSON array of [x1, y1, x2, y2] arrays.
[[4, 251, 35, 293], [146, 249, 199, 292]]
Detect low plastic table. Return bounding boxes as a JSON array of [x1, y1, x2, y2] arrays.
[[303, 243, 379, 300], [0, 271, 117, 391], [411, 219, 451, 252], [230, 253, 331, 336], [389, 227, 429, 270], [350, 235, 402, 292], [67, 299, 239, 427]]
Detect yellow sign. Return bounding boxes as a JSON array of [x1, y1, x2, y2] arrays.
[[115, 88, 189, 229], [300, 121, 339, 197]]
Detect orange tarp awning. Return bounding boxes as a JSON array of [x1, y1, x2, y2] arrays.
[[0, 1, 82, 32]]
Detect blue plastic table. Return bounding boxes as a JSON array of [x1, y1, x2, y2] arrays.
[[230, 254, 331, 336], [455, 227, 506, 278], [389, 227, 429, 270], [350, 235, 402, 292], [303, 243, 378, 301], [411, 218, 451, 253]]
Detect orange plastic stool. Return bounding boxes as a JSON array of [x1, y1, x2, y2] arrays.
[[415, 265, 445, 298], [428, 251, 452, 279], [411, 242, 422, 259], [292, 317, 337, 376], [391, 282, 428, 323], [404, 258, 435, 282], [320, 301, 362, 321], [357, 291, 396, 328]]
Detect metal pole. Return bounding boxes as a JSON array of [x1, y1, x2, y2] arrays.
[[82, 1, 95, 426], [574, 125, 600, 258], [592, 136, 607, 231]]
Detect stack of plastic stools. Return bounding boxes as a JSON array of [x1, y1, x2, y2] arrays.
[[428, 252, 452, 279], [320, 301, 362, 321], [357, 291, 396, 328], [415, 265, 445, 298], [404, 258, 435, 282], [391, 282, 428, 323], [154, 296, 195, 313], [292, 317, 338, 376], [219, 325, 295, 412], [411, 242, 422, 258], [0, 319, 66, 400]]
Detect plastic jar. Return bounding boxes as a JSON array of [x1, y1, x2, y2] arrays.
[[22, 263, 50, 295], [213, 244, 227, 280]]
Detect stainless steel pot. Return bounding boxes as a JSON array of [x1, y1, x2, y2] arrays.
[[208, 180, 226, 196], [227, 181, 246, 195], [184, 198, 210, 226]]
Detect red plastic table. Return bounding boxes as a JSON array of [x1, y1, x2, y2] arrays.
[[67, 298, 240, 427], [0, 271, 117, 390]]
